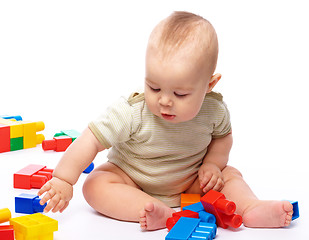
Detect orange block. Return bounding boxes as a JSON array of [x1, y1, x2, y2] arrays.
[[181, 193, 201, 210]]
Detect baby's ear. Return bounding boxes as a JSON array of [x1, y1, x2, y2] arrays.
[[207, 73, 222, 93]]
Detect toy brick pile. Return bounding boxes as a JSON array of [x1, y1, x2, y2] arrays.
[[165, 191, 300, 240], [0, 115, 94, 239]]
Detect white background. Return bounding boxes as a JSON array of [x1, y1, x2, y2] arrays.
[[0, 0, 308, 239]]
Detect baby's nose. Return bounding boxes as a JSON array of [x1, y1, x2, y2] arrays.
[[159, 95, 172, 107]]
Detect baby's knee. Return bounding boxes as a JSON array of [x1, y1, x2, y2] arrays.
[[222, 165, 243, 181]]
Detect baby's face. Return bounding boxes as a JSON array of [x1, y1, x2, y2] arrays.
[[144, 49, 212, 123]]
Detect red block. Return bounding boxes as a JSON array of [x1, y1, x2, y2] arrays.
[[0, 124, 10, 153], [14, 164, 54, 189], [200, 190, 242, 229], [166, 210, 199, 231], [0, 225, 14, 240], [42, 136, 72, 152]]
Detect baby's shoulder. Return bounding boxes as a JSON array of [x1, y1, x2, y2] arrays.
[[205, 91, 223, 102], [127, 92, 145, 105]]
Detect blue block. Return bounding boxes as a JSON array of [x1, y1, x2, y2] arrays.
[[183, 202, 204, 212], [0, 115, 23, 121], [83, 162, 94, 174], [166, 217, 216, 240], [289, 200, 299, 220], [15, 193, 46, 214], [183, 202, 216, 224]]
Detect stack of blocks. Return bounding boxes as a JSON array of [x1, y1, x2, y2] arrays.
[[0, 208, 14, 240], [165, 190, 242, 240], [0, 115, 45, 153], [42, 129, 80, 152]]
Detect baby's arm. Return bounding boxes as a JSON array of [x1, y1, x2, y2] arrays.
[[38, 127, 105, 213], [198, 132, 232, 193]]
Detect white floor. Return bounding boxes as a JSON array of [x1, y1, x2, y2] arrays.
[[1, 0, 309, 239], [0, 144, 308, 240]]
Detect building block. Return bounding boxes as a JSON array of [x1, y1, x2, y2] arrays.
[[183, 202, 216, 224], [181, 194, 201, 210], [0, 118, 24, 138], [0, 124, 10, 153], [165, 217, 217, 240], [23, 121, 45, 149], [0, 208, 11, 223], [14, 164, 53, 189], [0, 116, 45, 153], [0, 115, 23, 121], [200, 190, 242, 229], [54, 129, 80, 141], [166, 210, 199, 231], [42, 136, 73, 152], [10, 213, 58, 240], [83, 162, 95, 173], [289, 200, 299, 220], [15, 193, 47, 214], [10, 137, 24, 151], [0, 225, 14, 240]]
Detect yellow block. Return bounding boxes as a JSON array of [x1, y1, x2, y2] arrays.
[[0, 118, 23, 138], [0, 208, 11, 224], [10, 213, 58, 240], [23, 121, 45, 149]]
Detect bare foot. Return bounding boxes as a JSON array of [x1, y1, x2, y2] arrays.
[[139, 202, 175, 230], [243, 200, 293, 228]]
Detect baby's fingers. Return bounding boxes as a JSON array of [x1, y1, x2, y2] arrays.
[[43, 193, 60, 213], [40, 187, 56, 206], [213, 178, 224, 192], [37, 182, 52, 196]]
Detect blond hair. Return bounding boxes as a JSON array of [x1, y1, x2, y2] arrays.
[[148, 11, 218, 75]]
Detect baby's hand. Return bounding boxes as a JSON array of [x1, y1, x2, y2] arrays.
[[198, 163, 224, 193], [38, 177, 73, 213]]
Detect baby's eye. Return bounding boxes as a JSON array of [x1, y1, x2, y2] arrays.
[[174, 92, 188, 97], [150, 86, 160, 92]]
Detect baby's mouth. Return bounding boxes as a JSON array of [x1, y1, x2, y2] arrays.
[[161, 113, 176, 120]]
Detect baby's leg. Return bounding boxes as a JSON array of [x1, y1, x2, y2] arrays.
[[82, 162, 175, 230], [221, 166, 293, 228]]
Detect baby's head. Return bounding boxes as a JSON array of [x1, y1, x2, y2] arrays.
[[145, 11, 221, 123]]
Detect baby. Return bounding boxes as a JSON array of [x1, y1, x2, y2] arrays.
[[38, 11, 293, 230]]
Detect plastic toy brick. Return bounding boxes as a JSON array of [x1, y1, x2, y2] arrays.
[[10, 213, 58, 240], [183, 202, 216, 224], [0, 115, 23, 121], [181, 194, 201, 210], [0, 116, 45, 153], [166, 210, 199, 231], [42, 136, 73, 152], [83, 162, 95, 174], [0, 124, 10, 153], [200, 190, 242, 229], [10, 137, 24, 151], [0, 118, 24, 138], [165, 217, 217, 240], [54, 129, 80, 141], [0, 225, 14, 240], [23, 121, 45, 149], [0, 208, 11, 224], [15, 193, 47, 214], [289, 200, 299, 220], [14, 164, 53, 189]]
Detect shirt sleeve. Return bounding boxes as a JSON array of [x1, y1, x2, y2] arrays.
[[211, 98, 232, 139], [88, 97, 133, 149]]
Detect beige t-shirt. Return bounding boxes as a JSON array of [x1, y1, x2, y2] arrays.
[[89, 91, 231, 207]]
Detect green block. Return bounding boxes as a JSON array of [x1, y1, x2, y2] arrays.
[[10, 137, 23, 151], [53, 130, 80, 141]]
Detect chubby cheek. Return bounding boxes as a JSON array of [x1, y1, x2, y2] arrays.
[[144, 92, 159, 116]]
